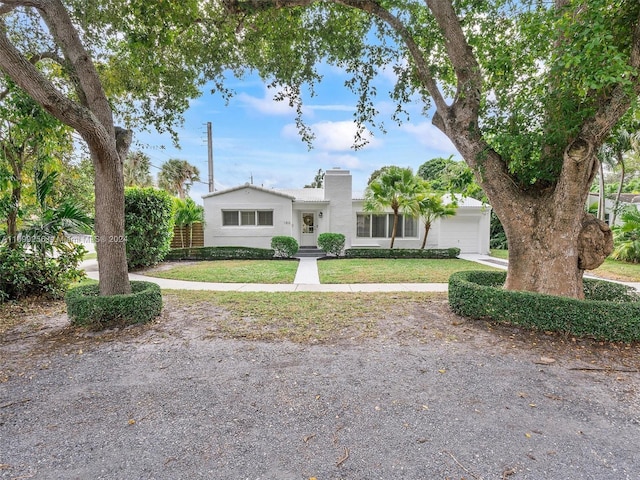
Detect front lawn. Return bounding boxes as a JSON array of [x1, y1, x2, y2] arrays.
[[317, 258, 499, 283], [591, 258, 640, 282], [145, 260, 299, 284]]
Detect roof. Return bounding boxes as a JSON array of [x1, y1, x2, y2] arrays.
[[442, 193, 487, 208], [202, 183, 296, 200], [352, 192, 488, 208], [277, 188, 327, 202]]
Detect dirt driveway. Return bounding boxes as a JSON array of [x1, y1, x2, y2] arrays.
[[1, 295, 639, 479]]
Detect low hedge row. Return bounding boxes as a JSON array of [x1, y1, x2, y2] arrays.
[[345, 248, 460, 259], [448, 271, 640, 342], [65, 281, 162, 328], [164, 246, 276, 261]]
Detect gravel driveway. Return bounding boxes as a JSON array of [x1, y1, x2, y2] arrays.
[[1, 296, 639, 479]]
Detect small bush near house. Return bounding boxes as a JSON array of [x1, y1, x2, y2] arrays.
[[271, 236, 299, 258], [345, 248, 460, 259], [125, 187, 174, 269], [165, 246, 275, 261], [317, 233, 346, 256], [65, 280, 162, 328], [448, 271, 640, 342], [0, 244, 85, 302]]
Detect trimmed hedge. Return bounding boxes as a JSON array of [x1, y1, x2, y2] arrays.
[[448, 271, 640, 342], [345, 247, 460, 259], [125, 187, 174, 269], [317, 233, 345, 256], [65, 281, 162, 328], [271, 236, 299, 258], [164, 246, 275, 261]]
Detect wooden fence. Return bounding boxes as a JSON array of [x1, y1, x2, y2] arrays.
[[171, 222, 204, 249]]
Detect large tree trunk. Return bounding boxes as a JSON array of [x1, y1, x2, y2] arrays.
[[91, 144, 131, 296], [494, 148, 613, 299]]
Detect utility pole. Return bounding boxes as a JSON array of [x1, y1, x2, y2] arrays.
[[207, 122, 214, 192]]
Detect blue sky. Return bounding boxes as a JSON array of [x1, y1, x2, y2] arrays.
[[134, 65, 460, 203]]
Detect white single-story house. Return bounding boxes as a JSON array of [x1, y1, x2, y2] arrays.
[[202, 168, 491, 254]]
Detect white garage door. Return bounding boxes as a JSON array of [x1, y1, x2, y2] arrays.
[[439, 217, 480, 253]]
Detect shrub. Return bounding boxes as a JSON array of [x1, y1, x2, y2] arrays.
[[0, 244, 85, 302], [125, 187, 175, 269], [345, 247, 460, 259], [448, 271, 640, 342], [65, 280, 162, 328], [165, 246, 275, 261], [271, 236, 299, 258], [317, 233, 345, 256]]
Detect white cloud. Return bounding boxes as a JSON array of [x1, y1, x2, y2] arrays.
[[283, 120, 382, 152], [401, 121, 459, 156], [306, 103, 354, 112], [236, 86, 297, 116]]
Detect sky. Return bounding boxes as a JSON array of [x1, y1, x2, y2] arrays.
[[134, 65, 461, 204]]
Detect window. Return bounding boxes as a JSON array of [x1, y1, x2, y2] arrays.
[[240, 211, 255, 225], [404, 215, 418, 237], [371, 214, 386, 238], [258, 211, 273, 226], [357, 214, 371, 237], [222, 210, 239, 226], [356, 213, 418, 238], [222, 210, 274, 226]]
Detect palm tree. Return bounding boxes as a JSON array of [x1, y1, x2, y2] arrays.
[[364, 166, 420, 248], [21, 167, 92, 259], [173, 197, 204, 248], [158, 159, 200, 199], [124, 151, 153, 187], [611, 206, 640, 263], [416, 184, 458, 249]]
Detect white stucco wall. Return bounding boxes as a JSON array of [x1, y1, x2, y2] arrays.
[[202, 185, 294, 249], [324, 169, 354, 248]]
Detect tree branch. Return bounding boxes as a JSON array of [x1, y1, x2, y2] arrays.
[[425, 0, 483, 126], [579, 10, 640, 146], [0, 21, 99, 138], [35, 0, 113, 132], [0, 0, 41, 15]]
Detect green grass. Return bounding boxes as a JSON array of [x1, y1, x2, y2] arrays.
[[82, 252, 98, 261], [145, 260, 299, 283], [591, 258, 640, 282], [164, 290, 446, 343], [490, 249, 509, 259], [317, 258, 499, 283], [145, 258, 498, 284], [491, 249, 640, 282]]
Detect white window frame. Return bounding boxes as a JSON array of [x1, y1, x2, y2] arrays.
[[222, 210, 274, 227], [356, 213, 418, 238]]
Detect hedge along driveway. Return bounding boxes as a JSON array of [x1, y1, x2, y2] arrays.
[[449, 271, 640, 342]]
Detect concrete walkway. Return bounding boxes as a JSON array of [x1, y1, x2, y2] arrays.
[[81, 255, 640, 292]]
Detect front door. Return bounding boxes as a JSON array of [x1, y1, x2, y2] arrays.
[[301, 212, 316, 246]]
